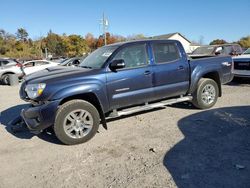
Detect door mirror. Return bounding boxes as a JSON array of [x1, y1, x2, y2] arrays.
[[109, 59, 125, 71], [215, 47, 222, 55]]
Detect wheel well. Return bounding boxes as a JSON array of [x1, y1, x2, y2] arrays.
[[1, 72, 15, 77], [59, 93, 104, 117], [202, 72, 222, 97]]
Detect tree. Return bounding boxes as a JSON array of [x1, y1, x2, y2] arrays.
[[96, 35, 104, 48], [42, 31, 67, 57], [16, 28, 29, 41], [238, 36, 250, 48], [65, 35, 88, 57], [127, 34, 146, 41], [85, 33, 96, 51], [210, 39, 228, 45]]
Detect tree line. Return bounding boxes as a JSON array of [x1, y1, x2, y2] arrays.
[[0, 28, 146, 60], [210, 37, 250, 47], [0, 28, 249, 60]]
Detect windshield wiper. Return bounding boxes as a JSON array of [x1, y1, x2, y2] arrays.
[[80, 65, 92, 69]]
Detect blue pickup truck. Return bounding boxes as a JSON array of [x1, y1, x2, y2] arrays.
[[18, 40, 233, 145]]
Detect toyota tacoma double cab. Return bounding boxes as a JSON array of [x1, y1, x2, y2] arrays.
[[18, 40, 234, 145]]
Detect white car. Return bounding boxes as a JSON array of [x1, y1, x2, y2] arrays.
[[22, 60, 59, 75], [243, 48, 250, 55]]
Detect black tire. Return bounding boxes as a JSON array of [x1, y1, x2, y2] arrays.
[[54, 100, 100, 145], [1, 74, 10, 85], [192, 78, 219, 109]]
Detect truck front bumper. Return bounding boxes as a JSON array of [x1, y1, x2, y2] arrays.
[[21, 100, 60, 134], [233, 70, 250, 78]]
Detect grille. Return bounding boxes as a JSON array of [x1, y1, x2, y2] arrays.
[[234, 61, 250, 70]]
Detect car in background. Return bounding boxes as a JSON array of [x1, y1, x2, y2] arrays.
[[0, 58, 24, 85], [232, 54, 250, 78], [22, 60, 59, 75], [49, 57, 67, 63], [190, 44, 243, 59], [243, 48, 250, 55], [60, 57, 85, 67]]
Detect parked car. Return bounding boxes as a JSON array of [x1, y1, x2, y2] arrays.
[[18, 39, 233, 145], [243, 48, 250, 55], [232, 54, 250, 78], [190, 44, 243, 59], [0, 58, 24, 85], [60, 57, 84, 67], [22, 60, 59, 75]]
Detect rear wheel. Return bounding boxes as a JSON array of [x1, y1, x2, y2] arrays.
[[1, 74, 10, 85], [54, 100, 100, 145], [192, 78, 219, 109]]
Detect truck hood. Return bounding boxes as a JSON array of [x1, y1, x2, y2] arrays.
[[24, 66, 94, 84]]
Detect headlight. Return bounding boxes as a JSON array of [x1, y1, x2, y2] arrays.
[[25, 83, 46, 99]]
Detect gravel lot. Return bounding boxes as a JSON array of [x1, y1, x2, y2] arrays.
[[0, 80, 250, 188]]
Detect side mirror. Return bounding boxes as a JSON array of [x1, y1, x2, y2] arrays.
[[215, 51, 221, 55], [109, 59, 125, 71]]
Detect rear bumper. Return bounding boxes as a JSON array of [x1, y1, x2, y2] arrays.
[[21, 100, 60, 133]]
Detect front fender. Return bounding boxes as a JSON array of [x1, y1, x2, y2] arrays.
[[47, 83, 109, 112]]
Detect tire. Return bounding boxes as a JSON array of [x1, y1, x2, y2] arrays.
[[1, 74, 10, 85], [192, 78, 219, 109], [54, 100, 100, 145]]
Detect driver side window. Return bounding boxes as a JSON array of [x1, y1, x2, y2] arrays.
[[112, 44, 148, 69]]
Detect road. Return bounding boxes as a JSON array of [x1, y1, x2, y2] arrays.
[[0, 81, 250, 188]]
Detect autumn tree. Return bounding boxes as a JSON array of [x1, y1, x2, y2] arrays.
[[210, 39, 228, 45], [238, 36, 250, 48], [85, 33, 96, 51], [96, 35, 104, 48], [65, 35, 88, 57], [42, 30, 67, 57]]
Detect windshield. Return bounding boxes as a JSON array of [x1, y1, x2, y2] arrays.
[[243, 48, 250, 54], [192, 46, 216, 55], [80, 45, 118, 68]]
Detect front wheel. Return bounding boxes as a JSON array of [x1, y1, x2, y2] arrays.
[[192, 78, 219, 109], [1, 74, 10, 85], [54, 100, 100, 145]]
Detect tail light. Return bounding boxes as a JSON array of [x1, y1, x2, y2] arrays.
[[16, 63, 23, 67]]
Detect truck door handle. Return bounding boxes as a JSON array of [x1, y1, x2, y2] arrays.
[[144, 70, 151, 75], [178, 66, 184, 70]]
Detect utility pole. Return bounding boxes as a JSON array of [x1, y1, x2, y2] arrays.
[[100, 13, 109, 46]]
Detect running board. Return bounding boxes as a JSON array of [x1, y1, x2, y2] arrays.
[[108, 96, 192, 118]]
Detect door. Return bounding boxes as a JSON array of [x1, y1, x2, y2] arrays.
[[106, 43, 153, 109], [23, 61, 52, 75], [23, 61, 36, 75], [150, 41, 189, 100]]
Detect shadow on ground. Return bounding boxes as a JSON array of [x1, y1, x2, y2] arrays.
[[164, 106, 250, 188], [228, 78, 250, 86], [0, 104, 61, 144]]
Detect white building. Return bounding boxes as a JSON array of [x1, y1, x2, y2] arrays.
[[153, 32, 200, 53]]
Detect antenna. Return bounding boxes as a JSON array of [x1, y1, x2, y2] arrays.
[[100, 13, 109, 46]]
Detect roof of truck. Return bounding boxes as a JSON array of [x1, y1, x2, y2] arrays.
[[106, 39, 180, 47]]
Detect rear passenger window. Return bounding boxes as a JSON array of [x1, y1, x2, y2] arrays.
[[152, 43, 180, 64], [36, 61, 49, 66]]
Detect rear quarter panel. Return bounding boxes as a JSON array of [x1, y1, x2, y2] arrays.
[[189, 56, 233, 93]]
